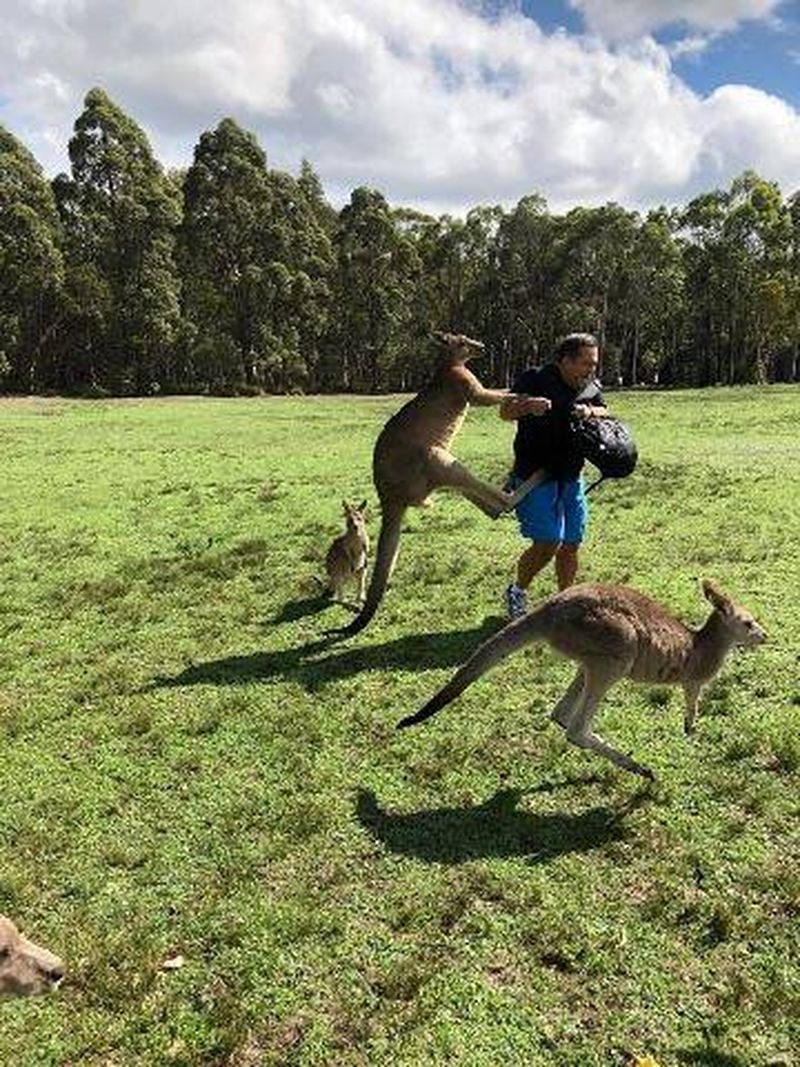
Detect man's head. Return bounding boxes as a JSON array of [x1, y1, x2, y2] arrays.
[[555, 333, 599, 389]]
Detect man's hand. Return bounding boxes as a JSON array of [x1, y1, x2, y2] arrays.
[[501, 394, 552, 420], [573, 403, 607, 419]]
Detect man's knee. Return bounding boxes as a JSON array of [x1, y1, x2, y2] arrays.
[[528, 540, 559, 561], [556, 542, 579, 559]]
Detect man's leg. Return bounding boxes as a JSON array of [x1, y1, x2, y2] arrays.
[[518, 541, 559, 588], [556, 478, 587, 590], [555, 543, 579, 590], [505, 478, 561, 618]]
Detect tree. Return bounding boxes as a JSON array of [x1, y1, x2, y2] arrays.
[[180, 122, 334, 392], [328, 188, 422, 391], [0, 125, 63, 391], [53, 88, 180, 393]]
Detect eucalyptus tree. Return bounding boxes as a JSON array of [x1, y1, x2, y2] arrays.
[[180, 122, 333, 392], [260, 167, 334, 391], [53, 87, 181, 392], [298, 159, 338, 236], [681, 172, 792, 384], [550, 203, 639, 379], [0, 125, 63, 392], [620, 208, 685, 384], [786, 190, 800, 381], [725, 172, 793, 383], [330, 187, 422, 391], [493, 194, 559, 380], [180, 118, 274, 391]]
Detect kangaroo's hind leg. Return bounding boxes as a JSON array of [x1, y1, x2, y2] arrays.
[[550, 668, 585, 729], [565, 659, 654, 779], [428, 448, 513, 518]]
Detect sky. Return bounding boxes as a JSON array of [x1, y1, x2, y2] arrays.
[[2, 0, 800, 215]]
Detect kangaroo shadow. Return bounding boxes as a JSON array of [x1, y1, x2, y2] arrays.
[[150, 618, 502, 693], [675, 1050, 747, 1067], [355, 787, 636, 865], [270, 592, 333, 624]]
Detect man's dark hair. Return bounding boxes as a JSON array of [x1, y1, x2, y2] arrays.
[[555, 333, 598, 361]]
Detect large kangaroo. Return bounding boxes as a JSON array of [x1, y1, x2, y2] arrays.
[[0, 916, 65, 997], [398, 580, 766, 779], [336, 332, 545, 636]]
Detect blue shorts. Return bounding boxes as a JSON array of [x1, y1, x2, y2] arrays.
[[512, 475, 588, 545]]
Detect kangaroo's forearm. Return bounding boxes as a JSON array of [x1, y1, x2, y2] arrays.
[[470, 387, 509, 407]]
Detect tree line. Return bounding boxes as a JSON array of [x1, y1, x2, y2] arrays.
[[2, 87, 799, 396]]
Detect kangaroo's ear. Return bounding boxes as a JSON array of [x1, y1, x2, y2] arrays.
[[432, 330, 449, 346], [702, 578, 733, 615], [342, 499, 350, 512], [358, 499, 368, 512]]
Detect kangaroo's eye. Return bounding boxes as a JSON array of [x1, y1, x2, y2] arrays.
[[0, 947, 10, 961]]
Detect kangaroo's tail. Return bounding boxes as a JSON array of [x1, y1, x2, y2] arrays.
[[397, 609, 547, 728], [331, 502, 405, 636]]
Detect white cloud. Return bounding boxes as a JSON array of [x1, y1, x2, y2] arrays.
[[569, 0, 782, 40], [0, 0, 799, 215], [668, 35, 713, 59], [699, 84, 800, 183]]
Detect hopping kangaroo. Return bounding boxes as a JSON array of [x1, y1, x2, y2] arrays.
[[323, 499, 369, 607], [0, 916, 65, 997], [398, 580, 766, 779], [337, 332, 544, 635]]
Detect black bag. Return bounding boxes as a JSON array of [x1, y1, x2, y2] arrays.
[[569, 413, 637, 492]]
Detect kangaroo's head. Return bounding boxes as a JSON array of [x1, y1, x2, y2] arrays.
[[342, 499, 368, 536], [432, 331, 485, 365], [0, 916, 65, 998], [701, 579, 767, 648]]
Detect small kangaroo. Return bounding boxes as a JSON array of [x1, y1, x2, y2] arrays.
[[0, 916, 65, 997], [323, 500, 370, 607], [398, 579, 767, 779], [337, 332, 545, 635]]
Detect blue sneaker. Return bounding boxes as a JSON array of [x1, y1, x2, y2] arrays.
[[504, 583, 528, 620]]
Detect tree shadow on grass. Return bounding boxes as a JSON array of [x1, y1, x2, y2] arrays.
[[149, 618, 501, 693], [355, 786, 644, 865]]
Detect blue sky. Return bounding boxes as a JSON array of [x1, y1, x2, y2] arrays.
[[2, 0, 799, 213]]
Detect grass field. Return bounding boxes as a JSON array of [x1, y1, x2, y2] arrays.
[[0, 387, 798, 1066]]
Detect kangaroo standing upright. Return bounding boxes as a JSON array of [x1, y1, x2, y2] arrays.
[[398, 580, 766, 779], [337, 333, 545, 636], [324, 499, 369, 607]]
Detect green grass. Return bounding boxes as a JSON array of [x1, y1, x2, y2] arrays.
[[0, 387, 798, 1066]]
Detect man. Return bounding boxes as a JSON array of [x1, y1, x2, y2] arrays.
[[499, 333, 608, 619]]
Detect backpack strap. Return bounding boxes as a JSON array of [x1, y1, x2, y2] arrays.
[[584, 472, 607, 494]]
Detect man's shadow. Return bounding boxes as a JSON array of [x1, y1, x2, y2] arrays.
[[355, 785, 645, 864], [149, 617, 502, 693]]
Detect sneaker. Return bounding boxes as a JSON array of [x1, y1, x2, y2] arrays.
[[504, 583, 528, 620]]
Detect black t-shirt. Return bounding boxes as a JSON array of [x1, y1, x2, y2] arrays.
[[511, 363, 605, 479]]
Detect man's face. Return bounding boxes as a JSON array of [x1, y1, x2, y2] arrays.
[[559, 345, 598, 389]]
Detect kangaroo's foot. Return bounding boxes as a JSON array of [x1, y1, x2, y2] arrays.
[[505, 470, 547, 509], [567, 727, 655, 780]]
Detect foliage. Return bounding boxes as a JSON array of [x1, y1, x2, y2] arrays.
[[0, 125, 64, 391], [52, 88, 181, 394], [2, 92, 800, 394]]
